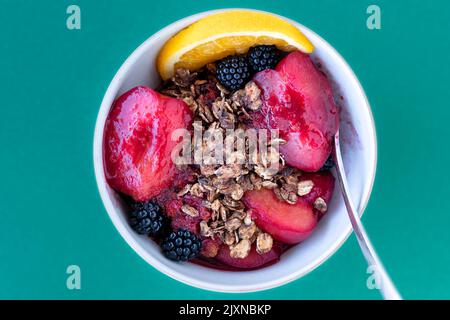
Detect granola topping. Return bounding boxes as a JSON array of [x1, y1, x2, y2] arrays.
[[256, 233, 273, 254], [224, 232, 236, 246], [313, 197, 328, 213], [243, 213, 253, 226], [297, 180, 314, 196], [230, 239, 251, 259], [238, 222, 257, 240], [181, 204, 199, 217], [159, 67, 328, 258]]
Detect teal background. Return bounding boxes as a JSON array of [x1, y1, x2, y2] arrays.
[[1, 0, 449, 299]]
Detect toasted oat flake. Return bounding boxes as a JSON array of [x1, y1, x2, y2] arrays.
[[243, 213, 253, 226], [237, 175, 254, 192], [177, 184, 192, 197], [200, 221, 212, 237], [182, 96, 198, 112], [215, 164, 243, 179], [173, 68, 197, 87], [211, 210, 219, 222], [254, 165, 278, 180], [207, 190, 218, 203], [297, 180, 314, 196], [194, 79, 207, 86], [211, 100, 224, 119], [200, 165, 216, 177], [181, 205, 199, 217], [230, 211, 246, 220], [238, 223, 257, 240], [230, 184, 244, 200], [256, 233, 273, 254], [224, 232, 236, 246], [230, 239, 251, 259], [217, 180, 236, 194], [210, 199, 221, 212], [203, 105, 215, 123], [231, 89, 245, 107], [249, 173, 263, 190], [219, 205, 228, 221], [225, 218, 242, 232], [313, 197, 328, 213], [210, 220, 222, 229], [189, 183, 204, 197], [222, 196, 245, 211], [286, 192, 298, 205], [261, 180, 278, 189], [279, 187, 290, 200], [243, 81, 262, 111], [234, 230, 240, 244]]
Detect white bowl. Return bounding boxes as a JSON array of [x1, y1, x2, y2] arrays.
[[93, 9, 377, 293]]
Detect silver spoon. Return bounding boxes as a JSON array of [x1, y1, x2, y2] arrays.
[[333, 130, 402, 300]]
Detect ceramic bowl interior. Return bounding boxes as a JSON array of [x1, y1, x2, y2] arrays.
[[93, 9, 377, 293]]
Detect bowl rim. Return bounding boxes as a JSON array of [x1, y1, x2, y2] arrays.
[[93, 8, 378, 293]]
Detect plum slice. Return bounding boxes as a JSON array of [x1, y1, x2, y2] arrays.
[[252, 51, 339, 172], [244, 188, 318, 244], [104, 86, 193, 201]]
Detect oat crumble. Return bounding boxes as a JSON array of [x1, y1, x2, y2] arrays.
[[158, 67, 330, 259]]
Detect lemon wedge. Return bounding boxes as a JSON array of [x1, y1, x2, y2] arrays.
[[157, 10, 314, 80]]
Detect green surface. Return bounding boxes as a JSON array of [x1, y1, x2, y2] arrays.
[[1, 0, 449, 299]]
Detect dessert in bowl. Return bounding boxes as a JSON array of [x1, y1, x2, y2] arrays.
[[94, 9, 377, 292]]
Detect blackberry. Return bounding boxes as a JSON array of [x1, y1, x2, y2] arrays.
[[320, 156, 335, 171], [248, 45, 281, 72], [129, 201, 167, 236], [161, 229, 202, 262], [216, 56, 251, 91]]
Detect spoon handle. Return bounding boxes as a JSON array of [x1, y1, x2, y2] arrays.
[[333, 132, 402, 300]]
